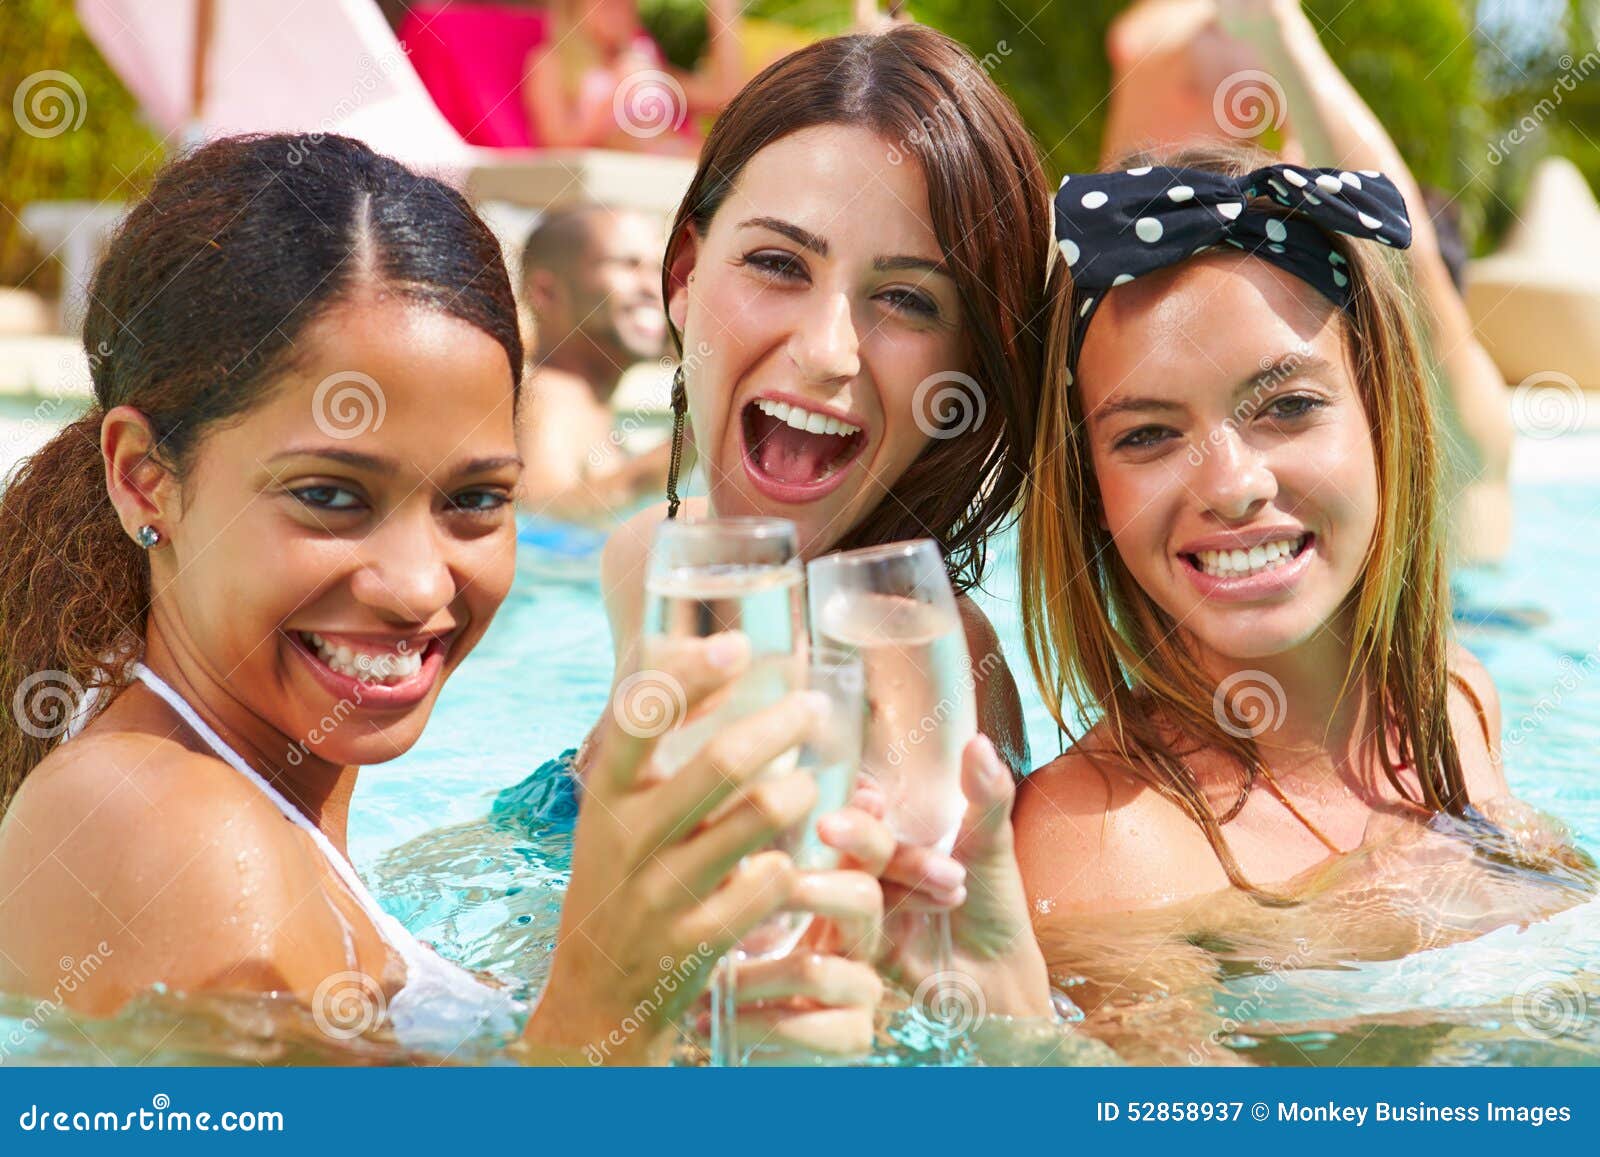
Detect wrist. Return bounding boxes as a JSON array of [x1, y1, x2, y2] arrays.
[[964, 945, 1054, 1020], [521, 989, 671, 1065]]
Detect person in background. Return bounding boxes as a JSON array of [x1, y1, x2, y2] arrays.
[[517, 204, 675, 524], [522, 0, 742, 155], [1103, 0, 1515, 564]]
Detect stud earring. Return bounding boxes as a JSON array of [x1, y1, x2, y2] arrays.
[[135, 525, 161, 549]]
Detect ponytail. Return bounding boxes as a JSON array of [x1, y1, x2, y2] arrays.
[[0, 410, 147, 806]]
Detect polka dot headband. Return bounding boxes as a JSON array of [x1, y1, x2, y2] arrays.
[[1053, 162, 1413, 372]]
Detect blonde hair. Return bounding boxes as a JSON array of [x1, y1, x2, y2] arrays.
[[1019, 142, 1467, 900]]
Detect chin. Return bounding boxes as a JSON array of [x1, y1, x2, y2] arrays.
[[1183, 607, 1335, 663], [289, 722, 427, 769]]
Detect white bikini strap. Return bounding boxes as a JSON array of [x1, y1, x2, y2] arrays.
[[130, 662, 413, 950]]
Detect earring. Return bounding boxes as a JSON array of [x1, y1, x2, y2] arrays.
[[135, 525, 161, 549], [665, 365, 687, 520]]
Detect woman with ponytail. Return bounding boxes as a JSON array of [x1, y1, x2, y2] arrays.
[[0, 133, 891, 1062]]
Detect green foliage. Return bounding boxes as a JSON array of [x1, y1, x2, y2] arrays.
[[6, 0, 1598, 277], [645, 0, 1600, 253], [911, 0, 1484, 229], [0, 0, 163, 287]]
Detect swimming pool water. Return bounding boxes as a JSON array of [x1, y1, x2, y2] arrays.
[[2, 418, 1597, 1064]]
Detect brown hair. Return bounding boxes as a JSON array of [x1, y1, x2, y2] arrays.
[[0, 133, 522, 810], [662, 24, 1050, 594], [1020, 141, 1465, 899]]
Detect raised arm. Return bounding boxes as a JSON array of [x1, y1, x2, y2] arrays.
[[1218, 0, 1513, 558]]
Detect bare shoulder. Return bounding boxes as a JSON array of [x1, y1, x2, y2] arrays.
[[1014, 730, 1229, 915], [1448, 643, 1510, 803], [0, 732, 349, 1012]]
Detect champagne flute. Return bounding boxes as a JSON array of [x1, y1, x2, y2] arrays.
[[642, 517, 807, 1066], [711, 650, 865, 1066], [643, 517, 804, 780], [806, 539, 975, 1052]]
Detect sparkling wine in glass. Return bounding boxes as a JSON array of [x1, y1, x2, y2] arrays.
[[642, 517, 804, 780], [807, 540, 974, 854], [807, 539, 976, 1056]]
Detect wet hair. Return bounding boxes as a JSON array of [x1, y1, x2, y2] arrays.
[[0, 133, 521, 809], [1021, 140, 1466, 900], [662, 24, 1051, 593]]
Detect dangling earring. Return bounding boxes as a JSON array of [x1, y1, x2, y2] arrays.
[[135, 524, 161, 549], [665, 364, 688, 520]]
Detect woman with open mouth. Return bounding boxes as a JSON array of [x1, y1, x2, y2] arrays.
[[0, 133, 897, 1064], [1011, 143, 1594, 1060], [583, 25, 1062, 1025]]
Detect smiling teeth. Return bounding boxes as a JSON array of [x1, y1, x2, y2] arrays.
[[301, 632, 423, 684], [755, 398, 861, 437], [1195, 536, 1305, 577]]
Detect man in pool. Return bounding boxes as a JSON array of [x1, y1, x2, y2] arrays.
[[515, 204, 676, 524]]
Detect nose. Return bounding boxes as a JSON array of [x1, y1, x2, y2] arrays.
[[787, 292, 861, 385], [1192, 423, 1277, 521], [348, 510, 456, 625]]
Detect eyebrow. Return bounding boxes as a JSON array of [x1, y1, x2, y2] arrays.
[[1090, 353, 1336, 428], [739, 217, 947, 276], [269, 448, 523, 475], [1089, 396, 1185, 426], [1245, 352, 1334, 392], [740, 217, 829, 255]]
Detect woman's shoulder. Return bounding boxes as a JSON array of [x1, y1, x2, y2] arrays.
[[15, 727, 293, 839], [1447, 642, 1510, 803], [0, 731, 342, 1011], [1014, 727, 1231, 914]]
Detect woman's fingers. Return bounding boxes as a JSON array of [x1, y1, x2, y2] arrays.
[[677, 850, 798, 954], [663, 771, 817, 892], [646, 690, 828, 846], [729, 951, 883, 1008], [881, 882, 960, 916], [880, 841, 967, 908], [952, 734, 1017, 864], [596, 631, 752, 794], [848, 776, 888, 820], [815, 806, 896, 876], [725, 1006, 877, 1060], [789, 869, 884, 962]]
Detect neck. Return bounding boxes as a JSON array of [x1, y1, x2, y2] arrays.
[[1197, 607, 1375, 776], [139, 619, 359, 855], [535, 334, 626, 403]]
